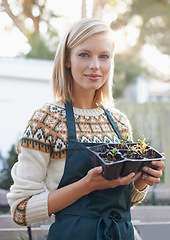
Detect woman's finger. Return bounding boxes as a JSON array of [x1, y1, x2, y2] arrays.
[[143, 166, 162, 178], [117, 172, 141, 185], [142, 173, 160, 186], [161, 152, 166, 157], [151, 160, 165, 171]]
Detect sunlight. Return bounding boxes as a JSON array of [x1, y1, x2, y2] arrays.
[[126, 25, 140, 46], [0, 13, 29, 56], [113, 30, 127, 53], [142, 45, 170, 76]]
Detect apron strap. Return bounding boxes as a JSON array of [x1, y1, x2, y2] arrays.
[[65, 102, 122, 142], [104, 109, 123, 140], [65, 101, 77, 142]]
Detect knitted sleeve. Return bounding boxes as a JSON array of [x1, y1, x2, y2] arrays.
[[130, 182, 149, 206], [7, 106, 56, 226], [7, 147, 50, 226]]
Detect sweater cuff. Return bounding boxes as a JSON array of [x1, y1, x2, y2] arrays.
[[130, 182, 149, 206], [26, 191, 49, 225]]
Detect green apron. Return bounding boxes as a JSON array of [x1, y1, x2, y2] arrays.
[[47, 102, 134, 240]]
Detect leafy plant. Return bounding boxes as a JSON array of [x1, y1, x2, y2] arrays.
[[106, 148, 118, 158], [120, 135, 149, 159], [134, 135, 149, 155], [105, 148, 123, 163], [119, 133, 132, 148]]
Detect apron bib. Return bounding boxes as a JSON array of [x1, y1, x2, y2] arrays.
[[47, 102, 134, 240]]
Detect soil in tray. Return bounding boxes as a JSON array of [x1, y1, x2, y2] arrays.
[[121, 149, 143, 160], [142, 148, 161, 159], [100, 149, 124, 163], [108, 143, 128, 150]]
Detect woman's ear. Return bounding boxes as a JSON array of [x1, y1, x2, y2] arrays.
[[65, 54, 71, 68]]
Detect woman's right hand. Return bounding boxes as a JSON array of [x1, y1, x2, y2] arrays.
[[85, 166, 141, 193]]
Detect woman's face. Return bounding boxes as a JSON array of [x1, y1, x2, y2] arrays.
[[66, 32, 114, 96]]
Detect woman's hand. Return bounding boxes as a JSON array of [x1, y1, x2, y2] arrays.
[[142, 158, 165, 186], [134, 154, 165, 191], [85, 166, 141, 193]]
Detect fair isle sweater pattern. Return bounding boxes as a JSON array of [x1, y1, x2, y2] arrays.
[[18, 103, 131, 159], [13, 197, 31, 226], [14, 103, 132, 226]]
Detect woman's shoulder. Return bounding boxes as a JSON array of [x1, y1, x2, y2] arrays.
[[22, 101, 67, 136], [31, 102, 66, 120], [39, 102, 65, 113], [107, 106, 130, 125], [17, 102, 67, 154]]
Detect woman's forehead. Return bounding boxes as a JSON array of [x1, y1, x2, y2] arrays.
[[72, 32, 114, 52]]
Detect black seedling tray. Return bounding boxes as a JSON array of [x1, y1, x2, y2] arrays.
[[87, 143, 164, 180]]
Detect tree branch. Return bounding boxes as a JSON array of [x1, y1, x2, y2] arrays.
[[1, 0, 29, 39], [81, 0, 87, 18], [92, 0, 107, 19], [23, 0, 46, 34]]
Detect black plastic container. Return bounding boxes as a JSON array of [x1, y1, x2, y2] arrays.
[[88, 149, 125, 180], [139, 148, 163, 175], [119, 149, 143, 177], [87, 143, 164, 180]]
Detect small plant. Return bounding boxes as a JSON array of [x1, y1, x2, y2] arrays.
[[119, 133, 132, 149], [125, 149, 142, 159], [107, 148, 118, 157], [133, 135, 149, 155], [104, 148, 123, 163], [127, 145, 136, 151]]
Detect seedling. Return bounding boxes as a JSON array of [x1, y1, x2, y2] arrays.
[[134, 135, 149, 155], [104, 148, 123, 163]]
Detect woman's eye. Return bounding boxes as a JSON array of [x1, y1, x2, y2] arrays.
[[79, 53, 89, 57], [100, 55, 109, 59]]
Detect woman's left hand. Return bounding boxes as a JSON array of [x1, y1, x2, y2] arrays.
[[134, 154, 165, 191], [142, 157, 165, 186]]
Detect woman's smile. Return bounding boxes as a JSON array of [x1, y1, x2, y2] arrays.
[[84, 73, 102, 81]]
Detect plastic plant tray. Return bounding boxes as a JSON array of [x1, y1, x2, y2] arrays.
[[87, 143, 165, 180]]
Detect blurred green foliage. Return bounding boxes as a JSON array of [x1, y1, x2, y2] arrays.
[[26, 33, 56, 59], [0, 145, 17, 190], [113, 55, 149, 98]]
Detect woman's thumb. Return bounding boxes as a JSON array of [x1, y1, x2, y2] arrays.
[[95, 166, 103, 173]]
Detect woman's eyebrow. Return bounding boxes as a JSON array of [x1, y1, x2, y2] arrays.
[[77, 49, 111, 54], [100, 51, 111, 54], [77, 49, 90, 52]]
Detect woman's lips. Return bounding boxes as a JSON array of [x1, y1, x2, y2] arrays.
[[84, 74, 102, 81]]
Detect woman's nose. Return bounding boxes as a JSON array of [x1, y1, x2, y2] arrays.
[[89, 57, 99, 70]]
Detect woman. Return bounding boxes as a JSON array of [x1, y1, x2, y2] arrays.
[[7, 18, 164, 240]]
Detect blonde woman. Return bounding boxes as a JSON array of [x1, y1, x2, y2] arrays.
[[7, 18, 164, 240]]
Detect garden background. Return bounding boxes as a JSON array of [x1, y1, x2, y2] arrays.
[[0, 0, 170, 239]]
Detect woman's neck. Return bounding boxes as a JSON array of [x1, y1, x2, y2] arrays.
[[72, 101, 97, 109], [72, 91, 97, 109]]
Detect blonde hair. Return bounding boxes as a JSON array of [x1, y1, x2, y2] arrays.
[[52, 18, 115, 107]]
